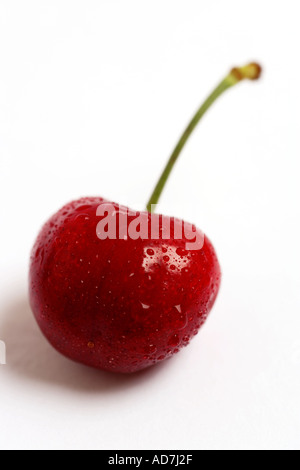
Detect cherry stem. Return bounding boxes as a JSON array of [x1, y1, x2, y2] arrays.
[[146, 62, 262, 213]]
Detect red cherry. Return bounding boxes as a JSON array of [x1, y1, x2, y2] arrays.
[[29, 198, 221, 373]]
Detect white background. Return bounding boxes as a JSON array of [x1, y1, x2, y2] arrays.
[[0, 0, 299, 450]]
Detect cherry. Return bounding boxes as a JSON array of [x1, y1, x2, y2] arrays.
[[30, 199, 221, 373], [29, 63, 261, 373]]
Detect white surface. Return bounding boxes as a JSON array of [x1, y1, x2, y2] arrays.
[[0, 0, 299, 451]]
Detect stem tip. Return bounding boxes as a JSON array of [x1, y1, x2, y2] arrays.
[[231, 63, 262, 82]]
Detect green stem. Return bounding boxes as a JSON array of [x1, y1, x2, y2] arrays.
[[146, 62, 262, 213]]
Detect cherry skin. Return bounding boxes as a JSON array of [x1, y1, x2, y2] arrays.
[[29, 197, 221, 373]]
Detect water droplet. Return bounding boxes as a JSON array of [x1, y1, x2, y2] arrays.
[[75, 204, 92, 212], [75, 213, 90, 222], [141, 303, 150, 310], [170, 265, 176, 271], [163, 255, 170, 262], [177, 314, 187, 330], [144, 344, 157, 354], [158, 355, 166, 361], [168, 334, 180, 347], [129, 273, 135, 277], [176, 248, 187, 257], [147, 248, 155, 256]]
